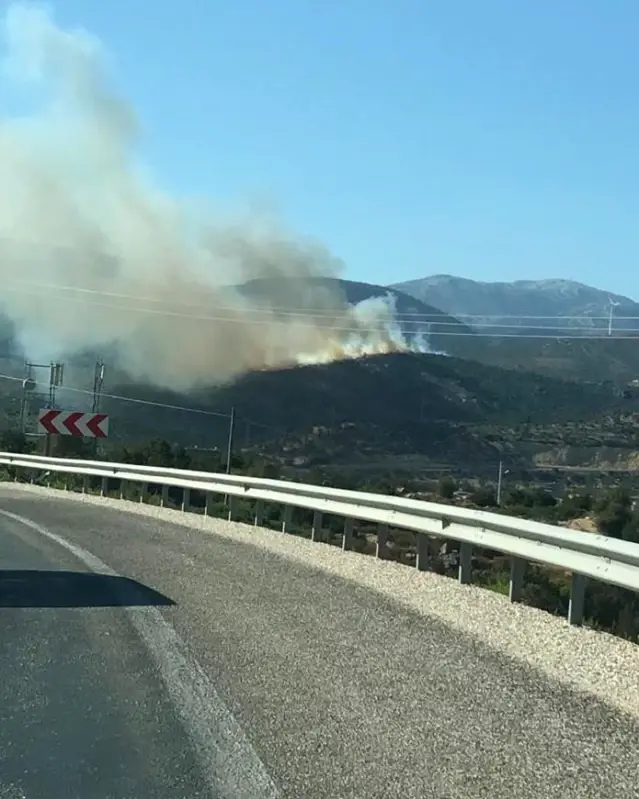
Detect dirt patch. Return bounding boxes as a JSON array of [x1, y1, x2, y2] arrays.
[[566, 516, 598, 534]]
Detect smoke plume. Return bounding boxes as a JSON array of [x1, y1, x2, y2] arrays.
[[0, 3, 428, 392]]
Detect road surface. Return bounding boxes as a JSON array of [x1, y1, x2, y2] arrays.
[[0, 487, 637, 798]]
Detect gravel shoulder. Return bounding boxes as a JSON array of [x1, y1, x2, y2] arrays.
[[3, 482, 638, 721]]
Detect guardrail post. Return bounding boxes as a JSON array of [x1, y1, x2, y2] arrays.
[[8, 455, 625, 638], [376, 523, 389, 559], [281, 505, 293, 533], [342, 517, 354, 550], [568, 573, 586, 626], [509, 557, 526, 603], [205, 493, 215, 517], [458, 542, 472, 584], [416, 534, 429, 571], [311, 511, 323, 542], [161, 485, 170, 507]]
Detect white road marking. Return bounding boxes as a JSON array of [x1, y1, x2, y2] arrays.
[[0, 508, 280, 799]]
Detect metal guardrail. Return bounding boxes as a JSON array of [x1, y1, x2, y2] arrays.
[[1, 451, 638, 626]]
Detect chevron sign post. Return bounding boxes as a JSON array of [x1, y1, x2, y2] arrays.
[[37, 410, 109, 438]]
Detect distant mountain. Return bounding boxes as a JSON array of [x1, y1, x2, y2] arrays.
[[390, 275, 638, 335], [389, 275, 639, 383]]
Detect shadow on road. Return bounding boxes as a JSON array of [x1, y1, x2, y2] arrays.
[[0, 570, 176, 608]]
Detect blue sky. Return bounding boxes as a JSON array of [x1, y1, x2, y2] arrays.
[[16, 0, 639, 296]]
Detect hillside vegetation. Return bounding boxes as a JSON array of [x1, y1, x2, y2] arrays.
[[77, 352, 639, 473], [3, 271, 639, 472]]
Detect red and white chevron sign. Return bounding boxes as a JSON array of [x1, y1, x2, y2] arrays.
[[37, 409, 109, 438]]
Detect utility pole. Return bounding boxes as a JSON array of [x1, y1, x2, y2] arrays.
[[44, 361, 64, 456], [21, 361, 63, 453], [496, 460, 510, 506], [608, 298, 620, 337], [225, 406, 236, 474], [91, 358, 105, 457], [19, 363, 36, 433], [91, 359, 105, 413]]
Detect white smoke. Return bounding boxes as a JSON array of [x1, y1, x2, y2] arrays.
[[0, 3, 432, 391], [295, 293, 435, 365]]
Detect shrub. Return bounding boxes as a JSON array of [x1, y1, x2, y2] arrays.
[[437, 476, 456, 500], [471, 486, 497, 507]]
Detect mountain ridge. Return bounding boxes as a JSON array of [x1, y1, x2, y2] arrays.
[[388, 274, 639, 382], [390, 274, 638, 330]]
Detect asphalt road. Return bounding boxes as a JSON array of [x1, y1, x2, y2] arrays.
[[0, 488, 637, 799]]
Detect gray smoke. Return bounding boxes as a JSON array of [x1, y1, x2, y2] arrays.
[[0, 3, 417, 392]]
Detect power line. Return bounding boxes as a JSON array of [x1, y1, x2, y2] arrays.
[[68, 386, 233, 418], [0, 301, 639, 341], [0, 371, 231, 418], [4, 277, 639, 325], [0, 370, 290, 441], [4, 282, 639, 339]]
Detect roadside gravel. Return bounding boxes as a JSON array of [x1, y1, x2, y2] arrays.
[[5, 482, 639, 720]]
